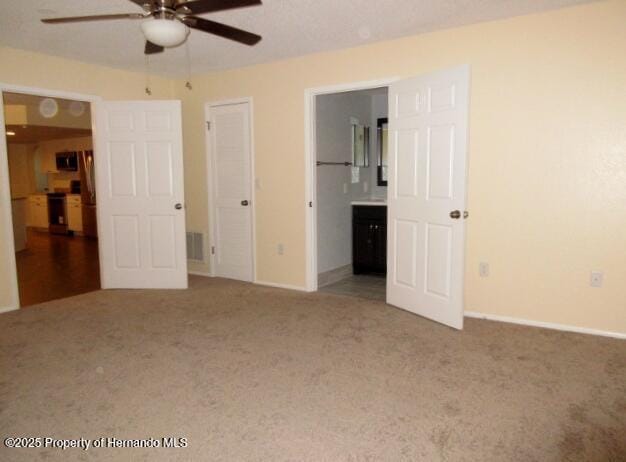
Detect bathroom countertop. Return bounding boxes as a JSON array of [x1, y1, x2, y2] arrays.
[[351, 198, 387, 206]]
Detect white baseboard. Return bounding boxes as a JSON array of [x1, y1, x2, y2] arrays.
[[0, 306, 19, 314], [464, 311, 626, 340], [188, 270, 212, 277], [255, 280, 308, 292]]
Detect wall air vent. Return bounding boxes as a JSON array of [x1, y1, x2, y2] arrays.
[[186, 231, 205, 262]]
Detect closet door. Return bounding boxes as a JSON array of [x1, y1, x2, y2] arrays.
[[207, 101, 254, 282]]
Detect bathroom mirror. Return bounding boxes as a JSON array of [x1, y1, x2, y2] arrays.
[[351, 123, 369, 167], [377, 118, 388, 186]]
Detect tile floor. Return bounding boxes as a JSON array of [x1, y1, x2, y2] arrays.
[[319, 274, 386, 301]]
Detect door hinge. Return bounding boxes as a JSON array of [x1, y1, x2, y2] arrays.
[[211, 246, 215, 255], [206, 121, 211, 130], [308, 201, 313, 208]]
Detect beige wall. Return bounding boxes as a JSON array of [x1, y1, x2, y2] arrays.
[[1, 1, 624, 334], [175, 0, 626, 334], [0, 47, 174, 309]]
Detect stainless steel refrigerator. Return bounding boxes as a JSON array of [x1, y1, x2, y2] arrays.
[[79, 150, 98, 238]]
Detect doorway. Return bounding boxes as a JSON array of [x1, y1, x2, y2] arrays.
[[2, 91, 100, 307], [1, 86, 189, 309], [305, 67, 470, 329], [314, 87, 389, 302]]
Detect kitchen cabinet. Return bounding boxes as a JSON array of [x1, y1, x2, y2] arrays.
[[40, 150, 59, 173], [11, 198, 27, 252], [27, 194, 49, 229], [352, 205, 387, 274], [67, 195, 83, 233]]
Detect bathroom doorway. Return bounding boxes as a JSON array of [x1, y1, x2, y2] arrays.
[[313, 86, 389, 301]]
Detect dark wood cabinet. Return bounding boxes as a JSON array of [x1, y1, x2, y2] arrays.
[[352, 205, 387, 274]]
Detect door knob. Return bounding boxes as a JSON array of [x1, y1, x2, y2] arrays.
[[449, 210, 461, 219], [175, 203, 183, 210], [241, 200, 249, 206]]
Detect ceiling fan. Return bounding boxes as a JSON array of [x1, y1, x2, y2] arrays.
[[41, 0, 263, 54]]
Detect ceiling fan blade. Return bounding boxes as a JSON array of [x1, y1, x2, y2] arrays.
[[41, 13, 145, 24], [183, 16, 261, 45], [145, 40, 165, 55], [178, 0, 261, 15]]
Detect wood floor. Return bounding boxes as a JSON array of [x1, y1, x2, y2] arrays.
[[15, 228, 100, 307]]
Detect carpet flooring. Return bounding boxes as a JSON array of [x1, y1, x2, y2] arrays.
[[0, 276, 624, 461]]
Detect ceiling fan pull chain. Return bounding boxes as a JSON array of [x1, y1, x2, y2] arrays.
[[185, 40, 193, 91], [144, 55, 152, 96]]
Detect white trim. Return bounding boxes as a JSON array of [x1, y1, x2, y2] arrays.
[[254, 280, 307, 292], [204, 97, 257, 281], [249, 98, 258, 283], [0, 84, 100, 103], [204, 103, 217, 278], [0, 91, 19, 311], [0, 83, 103, 310], [304, 77, 399, 292], [465, 311, 626, 340], [188, 270, 212, 278], [0, 306, 19, 314]]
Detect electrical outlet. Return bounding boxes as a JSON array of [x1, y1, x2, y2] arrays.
[[590, 271, 603, 288], [277, 243, 284, 255], [479, 262, 489, 277], [363, 181, 369, 193], [343, 183, 348, 194]]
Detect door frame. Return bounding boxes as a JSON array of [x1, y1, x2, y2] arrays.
[[0, 83, 103, 312], [304, 77, 399, 292], [204, 97, 257, 281]]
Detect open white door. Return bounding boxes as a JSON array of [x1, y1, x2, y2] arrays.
[[94, 100, 188, 289], [386, 66, 470, 329]]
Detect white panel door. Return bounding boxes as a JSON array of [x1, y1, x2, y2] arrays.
[[386, 66, 470, 329], [208, 102, 254, 282], [95, 100, 188, 289]]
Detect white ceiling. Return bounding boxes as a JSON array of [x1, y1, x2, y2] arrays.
[[0, 0, 597, 78]]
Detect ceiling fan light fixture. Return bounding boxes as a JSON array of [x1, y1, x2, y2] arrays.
[[141, 18, 189, 48]]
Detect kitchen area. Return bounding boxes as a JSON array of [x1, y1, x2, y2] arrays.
[[23, 148, 98, 239], [5, 92, 100, 306]]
